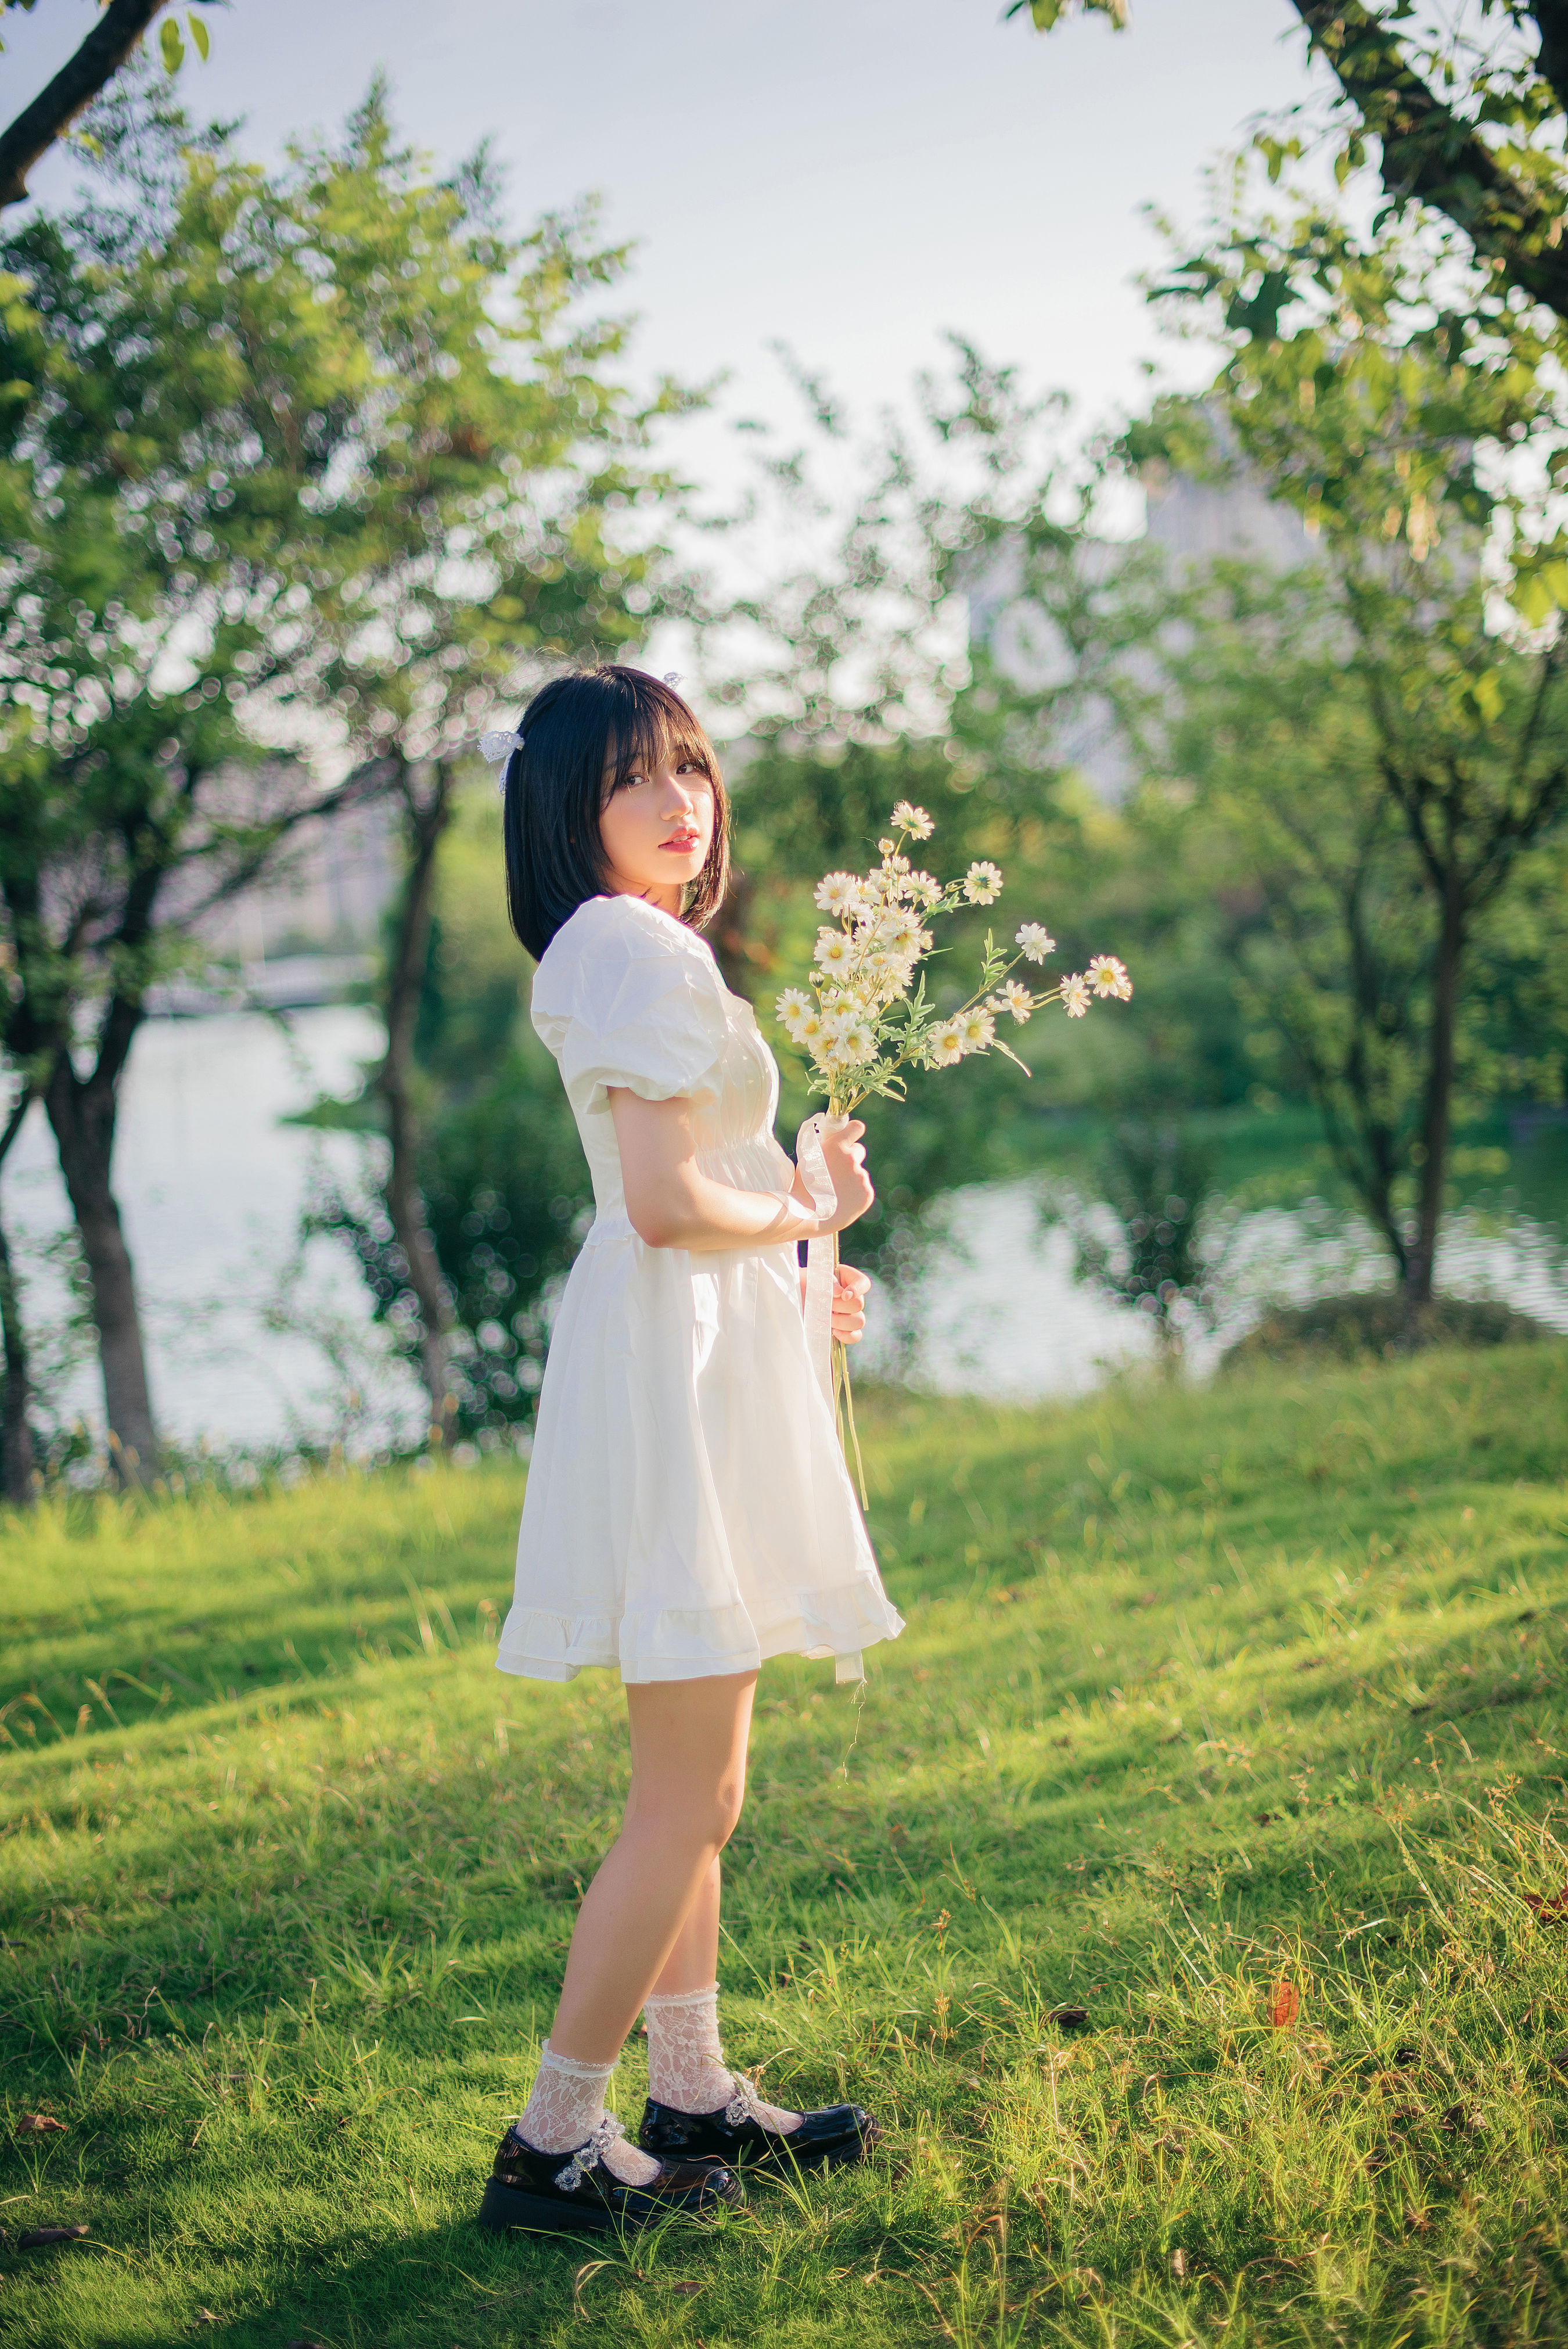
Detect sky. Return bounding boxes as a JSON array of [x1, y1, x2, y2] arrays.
[[4, 0, 1328, 490]]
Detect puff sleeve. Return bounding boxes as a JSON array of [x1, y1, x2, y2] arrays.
[[531, 896, 729, 1118]]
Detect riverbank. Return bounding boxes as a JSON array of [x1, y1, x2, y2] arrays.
[[3, 1345, 1568, 2344]]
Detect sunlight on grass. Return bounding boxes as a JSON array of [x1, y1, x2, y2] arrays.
[[3, 1346, 1568, 2343]]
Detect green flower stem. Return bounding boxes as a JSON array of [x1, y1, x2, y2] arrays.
[[831, 1231, 870, 1510]]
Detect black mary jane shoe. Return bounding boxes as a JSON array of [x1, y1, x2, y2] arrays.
[[640, 2078, 880, 2175], [477, 2117, 742, 2235]]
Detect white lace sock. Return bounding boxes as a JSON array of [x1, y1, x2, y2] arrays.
[[643, 1982, 803, 2133], [515, 2041, 661, 2185]]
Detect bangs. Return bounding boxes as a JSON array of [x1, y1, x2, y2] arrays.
[[603, 689, 720, 797]]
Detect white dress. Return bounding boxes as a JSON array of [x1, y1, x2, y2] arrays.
[[495, 893, 905, 1686]]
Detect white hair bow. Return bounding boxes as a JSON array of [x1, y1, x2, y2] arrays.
[[479, 729, 524, 791]]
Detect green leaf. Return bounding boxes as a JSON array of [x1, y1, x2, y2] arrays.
[[159, 15, 185, 70], [187, 10, 209, 59], [1512, 574, 1553, 630]]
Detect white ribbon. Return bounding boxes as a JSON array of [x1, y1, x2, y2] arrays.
[[795, 1112, 864, 1688], [794, 1112, 841, 1412]]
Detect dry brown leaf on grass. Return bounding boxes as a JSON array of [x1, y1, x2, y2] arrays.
[[15, 2113, 66, 2135], [1268, 1981, 1301, 2028], [19, 2225, 89, 2247]]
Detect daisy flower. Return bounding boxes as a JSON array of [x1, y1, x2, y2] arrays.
[[775, 987, 812, 1036], [991, 980, 1033, 1025], [795, 1003, 826, 1047], [891, 800, 934, 839], [878, 907, 925, 955], [868, 953, 916, 1001], [1088, 953, 1132, 1000], [1061, 974, 1091, 1018], [839, 1021, 877, 1064], [927, 1017, 966, 1066], [964, 860, 1004, 906], [1015, 922, 1055, 964], [814, 929, 855, 977], [908, 871, 943, 907], [959, 1007, 996, 1054], [814, 871, 864, 917]]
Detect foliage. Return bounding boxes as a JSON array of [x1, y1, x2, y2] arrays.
[[1017, 0, 1568, 335], [1225, 1287, 1558, 1364], [1122, 188, 1568, 1303], [304, 784, 594, 1448], [689, 342, 1175, 1283], [4, 1346, 1568, 2340], [0, 76, 671, 1456]]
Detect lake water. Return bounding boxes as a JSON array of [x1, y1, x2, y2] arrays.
[[6, 1009, 1568, 1456]]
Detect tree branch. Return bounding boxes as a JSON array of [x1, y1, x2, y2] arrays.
[[1529, 0, 1568, 118], [0, 0, 172, 211], [1288, 0, 1568, 322]]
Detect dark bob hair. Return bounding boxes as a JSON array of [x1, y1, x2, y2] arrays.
[[501, 666, 730, 963]]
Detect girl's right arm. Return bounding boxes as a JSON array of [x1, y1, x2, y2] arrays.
[[608, 1090, 873, 1254]]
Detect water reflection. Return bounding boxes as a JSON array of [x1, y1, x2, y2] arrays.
[[868, 1176, 1568, 1400], [5, 1008, 1566, 1452]]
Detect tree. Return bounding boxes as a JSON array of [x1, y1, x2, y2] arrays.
[[305, 781, 595, 1450], [1011, 1, 1568, 334], [292, 97, 689, 1438], [1132, 190, 1568, 1309], [682, 344, 1148, 1295], [1125, 542, 1568, 1314], [0, 1, 214, 210], [0, 86, 630, 1474]]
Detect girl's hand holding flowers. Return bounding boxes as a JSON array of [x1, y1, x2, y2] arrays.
[[814, 1116, 873, 1235], [801, 1260, 872, 1343], [830, 1262, 870, 1344]]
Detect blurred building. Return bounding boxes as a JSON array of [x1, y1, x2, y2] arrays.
[[969, 459, 1311, 802], [147, 795, 398, 1016]]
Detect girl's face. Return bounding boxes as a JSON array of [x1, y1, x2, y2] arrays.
[[598, 745, 715, 913]]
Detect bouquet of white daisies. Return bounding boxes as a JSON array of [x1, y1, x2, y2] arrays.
[[776, 801, 1131, 1118], [777, 802, 1130, 1499]]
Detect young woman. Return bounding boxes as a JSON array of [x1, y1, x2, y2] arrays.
[[476, 666, 904, 2236]]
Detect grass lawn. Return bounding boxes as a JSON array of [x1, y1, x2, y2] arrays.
[[4, 1346, 1568, 2346]]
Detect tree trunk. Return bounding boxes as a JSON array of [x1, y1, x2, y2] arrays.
[[377, 761, 457, 1441], [0, 1209, 34, 1506], [0, 0, 172, 210], [1407, 871, 1465, 1312], [0, 1091, 35, 1504], [43, 1045, 160, 1478]]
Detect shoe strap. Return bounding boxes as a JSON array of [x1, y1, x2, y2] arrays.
[[552, 2113, 624, 2193], [722, 2073, 769, 2129]]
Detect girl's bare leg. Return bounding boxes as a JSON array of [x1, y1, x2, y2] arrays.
[[649, 1855, 721, 1996], [547, 1671, 756, 2060]]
